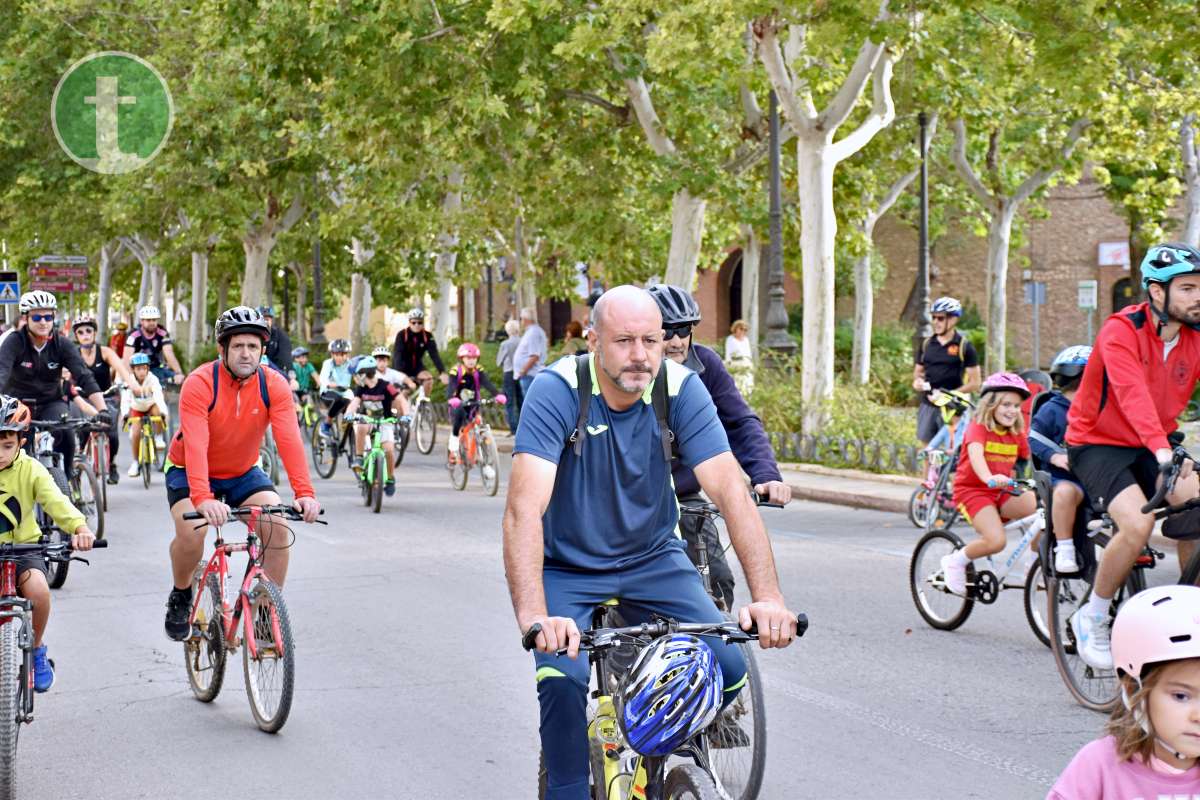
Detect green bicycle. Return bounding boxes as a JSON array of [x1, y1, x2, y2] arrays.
[[350, 414, 396, 514], [294, 389, 319, 437]]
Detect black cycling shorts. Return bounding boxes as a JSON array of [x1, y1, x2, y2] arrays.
[[1067, 444, 1159, 513]]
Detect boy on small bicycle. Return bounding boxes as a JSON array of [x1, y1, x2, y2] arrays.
[[0, 395, 95, 691], [125, 353, 168, 478], [446, 343, 505, 464], [345, 359, 407, 496], [1030, 346, 1092, 574], [941, 373, 1035, 595], [288, 347, 317, 396]]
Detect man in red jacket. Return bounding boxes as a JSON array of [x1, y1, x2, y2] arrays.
[[161, 306, 321, 642], [1065, 243, 1200, 670]]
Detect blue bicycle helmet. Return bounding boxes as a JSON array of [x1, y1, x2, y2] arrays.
[[1140, 243, 1200, 289], [130, 353, 151, 367], [1050, 345, 1092, 386], [618, 634, 723, 757], [930, 296, 963, 317]]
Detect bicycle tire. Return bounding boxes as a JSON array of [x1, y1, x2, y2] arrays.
[[141, 459, 151, 489], [95, 435, 109, 511], [908, 529, 974, 630], [243, 580, 295, 733], [258, 446, 275, 485], [1022, 557, 1051, 648], [908, 487, 931, 529], [44, 466, 71, 589], [1047, 562, 1142, 713], [450, 444, 469, 491], [311, 424, 337, 479], [480, 431, 500, 497], [394, 421, 410, 467], [185, 572, 226, 703], [371, 452, 384, 514], [72, 461, 103, 541], [665, 764, 721, 800], [0, 620, 20, 800], [360, 456, 372, 507], [155, 422, 169, 472], [707, 640, 767, 800], [415, 401, 435, 454]]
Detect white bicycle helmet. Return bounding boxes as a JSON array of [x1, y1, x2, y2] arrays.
[[930, 297, 963, 317], [19, 291, 56, 314], [371, 345, 391, 359], [1112, 585, 1200, 683], [139, 305, 161, 320]]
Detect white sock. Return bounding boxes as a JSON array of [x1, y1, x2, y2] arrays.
[[1057, 540, 1076, 557], [1086, 591, 1112, 619], [949, 549, 970, 568]]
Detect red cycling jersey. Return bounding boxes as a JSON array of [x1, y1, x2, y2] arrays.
[[1066, 302, 1200, 454], [167, 360, 315, 506]]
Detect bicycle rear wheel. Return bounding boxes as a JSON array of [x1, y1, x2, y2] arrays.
[[707, 641, 766, 800], [479, 430, 500, 496], [415, 400, 435, 454], [258, 446, 276, 484], [44, 466, 71, 589], [908, 530, 974, 630], [1023, 558, 1051, 648], [185, 572, 226, 702], [0, 620, 20, 800], [94, 436, 109, 511], [665, 764, 721, 800], [243, 580, 295, 733], [394, 421, 410, 467], [311, 425, 337, 479], [71, 461, 103, 541], [371, 452, 384, 513], [908, 487, 932, 529]]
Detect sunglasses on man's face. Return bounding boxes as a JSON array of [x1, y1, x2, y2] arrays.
[[30, 314, 55, 323], [663, 324, 693, 341], [931, 315, 948, 322], [410, 320, 424, 327]]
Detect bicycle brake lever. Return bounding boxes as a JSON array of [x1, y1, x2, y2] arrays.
[[70, 556, 89, 565]]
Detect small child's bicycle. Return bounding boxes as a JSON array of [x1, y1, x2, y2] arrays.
[[909, 448, 958, 530], [909, 476, 1052, 645], [126, 413, 166, 488], [0, 537, 106, 800], [349, 414, 397, 514], [180, 504, 324, 733], [448, 398, 503, 496]]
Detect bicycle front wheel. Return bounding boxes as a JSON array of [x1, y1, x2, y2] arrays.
[[44, 467, 71, 589], [394, 421, 410, 467], [371, 452, 385, 513], [665, 764, 721, 800], [72, 461, 103, 541], [415, 401, 435, 454], [1023, 558, 1051, 648], [0, 620, 21, 800], [909, 529, 973, 630], [185, 572, 226, 702], [311, 425, 337, 479], [908, 487, 931, 528], [707, 641, 766, 800], [480, 430, 500, 496], [450, 445, 469, 491], [243, 580, 295, 733]]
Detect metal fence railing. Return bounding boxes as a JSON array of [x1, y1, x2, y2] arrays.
[[768, 431, 920, 475], [430, 401, 510, 432]]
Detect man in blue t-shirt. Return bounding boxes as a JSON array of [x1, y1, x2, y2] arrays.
[[504, 285, 799, 800]]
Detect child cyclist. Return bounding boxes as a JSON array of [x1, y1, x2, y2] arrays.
[[1030, 346, 1092, 574], [446, 343, 505, 463], [125, 352, 168, 478], [345, 359, 407, 496], [0, 396, 95, 691], [289, 346, 318, 397], [940, 372, 1036, 595], [1049, 585, 1200, 797]]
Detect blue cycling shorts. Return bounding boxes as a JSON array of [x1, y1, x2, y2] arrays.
[[164, 463, 274, 510]]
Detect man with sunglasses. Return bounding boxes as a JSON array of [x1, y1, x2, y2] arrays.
[[648, 284, 790, 611], [390, 308, 448, 395], [0, 292, 109, 469], [912, 296, 981, 446]]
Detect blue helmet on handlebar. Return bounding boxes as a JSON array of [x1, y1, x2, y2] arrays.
[[618, 634, 723, 757]]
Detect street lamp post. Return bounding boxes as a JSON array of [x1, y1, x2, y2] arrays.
[[763, 90, 796, 357], [914, 111, 932, 352]]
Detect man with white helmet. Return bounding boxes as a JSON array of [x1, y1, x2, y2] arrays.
[[123, 305, 184, 385], [0, 291, 109, 468], [912, 296, 981, 446]]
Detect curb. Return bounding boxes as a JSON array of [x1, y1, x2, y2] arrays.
[[786, 483, 909, 514], [779, 462, 915, 486]]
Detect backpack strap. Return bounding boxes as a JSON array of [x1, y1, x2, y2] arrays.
[[206, 361, 220, 414], [651, 368, 675, 462], [570, 355, 591, 456], [258, 367, 271, 410]]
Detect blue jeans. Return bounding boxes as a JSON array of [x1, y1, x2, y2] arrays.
[[534, 545, 746, 800], [502, 371, 521, 431]]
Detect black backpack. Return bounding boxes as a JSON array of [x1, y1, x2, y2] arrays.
[[566, 354, 675, 462]]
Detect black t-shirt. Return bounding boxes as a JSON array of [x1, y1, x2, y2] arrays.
[[917, 332, 978, 394], [126, 327, 172, 369], [0, 330, 101, 405], [353, 380, 400, 417], [80, 346, 112, 392]]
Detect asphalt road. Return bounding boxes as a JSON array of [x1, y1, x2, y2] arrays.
[[19, 439, 1112, 799]]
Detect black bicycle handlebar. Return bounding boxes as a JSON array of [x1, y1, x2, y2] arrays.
[[1141, 447, 1196, 513], [679, 492, 785, 519], [521, 614, 809, 653], [181, 504, 326, 523]]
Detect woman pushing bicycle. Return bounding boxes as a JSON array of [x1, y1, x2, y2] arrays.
[[940, 372, 1035, 596], [160, 307, 320, 643], [446, 342, 504, 464]]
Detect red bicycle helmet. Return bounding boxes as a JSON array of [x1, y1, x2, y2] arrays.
[[0, 396, 31, 434]]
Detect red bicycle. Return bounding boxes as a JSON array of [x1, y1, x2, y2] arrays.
[[180, 504, 323, 733]]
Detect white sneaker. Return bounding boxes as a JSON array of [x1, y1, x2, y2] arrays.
[[1070, 610, 1113, 670], [127, 461, 140, 478], [1054, 548, 1080, 574], [940, 554, 967, 595], [447, 435, 459, 455]]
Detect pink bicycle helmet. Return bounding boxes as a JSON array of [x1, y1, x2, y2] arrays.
[[457, 342, 480, 359], [979, 372, 1030, 400], [1112, 585, 1200, 683]]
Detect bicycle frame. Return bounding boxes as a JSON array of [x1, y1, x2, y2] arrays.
[[0, 562, 33, 718], [979, 510, 1045, 588], [187, 507, 282, 662], [357, 417, 397, 484], [131, 414, 164, 464]]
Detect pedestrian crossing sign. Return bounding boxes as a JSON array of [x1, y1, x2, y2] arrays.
[[0, 283, 17, 304]]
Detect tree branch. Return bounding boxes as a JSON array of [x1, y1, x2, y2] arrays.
[[560, 89, 630, 123], [828, 48, 896, 164], [1183, 113, 1198, 189], [278, 195, 308, 234], [723, 126, 798, 175], [753, 17, 814, 135], [1012, 117, 1090, 205], [739, 23, 764, 135], [818, 36, 886, 134], [607, 49, 676, 157], [951, 119, 995, 206]]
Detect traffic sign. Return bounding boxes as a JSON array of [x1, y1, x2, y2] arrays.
[[31, 265, 87, 279], [0, 270, 18, 305], [1023, 281, 1047, 305], [1078, 279, 1098, 310], [35, 255, 86, 265]]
